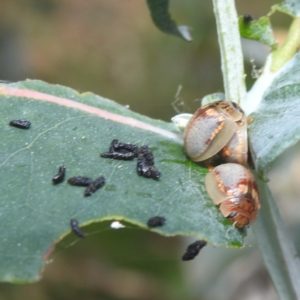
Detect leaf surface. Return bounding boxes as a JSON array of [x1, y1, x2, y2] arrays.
[[248, 52, 300, 177], [0, 80, 243, 282]]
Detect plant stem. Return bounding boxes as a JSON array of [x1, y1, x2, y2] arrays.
[[212, 0, 246, 106], [271, 17, 300, 72]]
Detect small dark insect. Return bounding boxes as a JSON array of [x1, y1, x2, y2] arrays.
[[84, 176, 106, 197], [52, 165, 66, 184], [137, 146, 161, 180], [70, 218, 86, 238], [68, 176, 94, 187], [243, 14, 253, 23], [182, 240, 207, 261], [100, 152, 136, 160], [147, 216, 166, 228], [9, 119, 31, 129]]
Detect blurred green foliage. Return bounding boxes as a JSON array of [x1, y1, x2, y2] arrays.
[[0, 0, 282, 121]]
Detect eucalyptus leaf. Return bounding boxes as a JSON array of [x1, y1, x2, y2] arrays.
[[146, 0, 192, 41], [248, 52, 300, 177], [0, 80, 244, 283], [239, 16, 277, 49]]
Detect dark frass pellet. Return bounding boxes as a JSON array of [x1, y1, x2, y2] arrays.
[[137, 146, 161, 180], [9, 119, 31, 129], [52, 165, 66, 184], [182, 240, 207, 261], [110, 139, 138, 154], [84, 176, 106, 197], [100, 140, 161, 179], [68, 176, 94, 187], [147, 216, 166, 228], [139, 146, 153, 162], [101, 139, 138, 160], [70, 219, 86, 238], [137, 160, 161, 179], [100, 152, 137, 160]]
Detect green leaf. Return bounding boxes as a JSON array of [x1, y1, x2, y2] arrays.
[[238, 16, 277, 49], [248, 52, 300, 177], [272, 0, 300, 17], [0, 80, 244, 283], [146, 0, 192, 41]]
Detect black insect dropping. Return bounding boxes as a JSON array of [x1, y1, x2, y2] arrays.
[[137, 161, 161, 179], [9, 119, 31, 129], [52, 165, 66, 184], [101, 152, 136, 160], [110, 139, 139, 153], [243, 14, 253, 24], [147, 216, 166, 228], [70, 219, 86, 238], [182, 240, 207, 261], [138, 145, 153, 162], [84, 176, 106, 197], [137, 146, 161, 180], [68, 176, 94, 187], [101, 140, 161, 179], [100, 139, 138, 160]]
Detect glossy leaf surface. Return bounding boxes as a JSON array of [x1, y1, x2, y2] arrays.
[[0, 80, 244, 282]]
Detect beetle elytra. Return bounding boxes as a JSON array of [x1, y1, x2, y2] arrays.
[[205, 163, 261, 228], [184, 101, 247, 165]]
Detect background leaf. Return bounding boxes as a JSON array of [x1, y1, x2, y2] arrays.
[[146, 0, 192, 41], [248, 52, 300, 177], [239, 16, 277, 49], [0, 80, 244, 283], [272, 0, 300, 17], [253, 180, 300, 299]]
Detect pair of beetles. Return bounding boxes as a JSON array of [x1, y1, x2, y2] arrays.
[[183, 101, 260, 228]]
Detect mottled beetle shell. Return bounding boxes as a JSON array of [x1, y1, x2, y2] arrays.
[[184, 101, 247, 165], [205, 163, 261, 228], [183, 101, 260, 227]]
